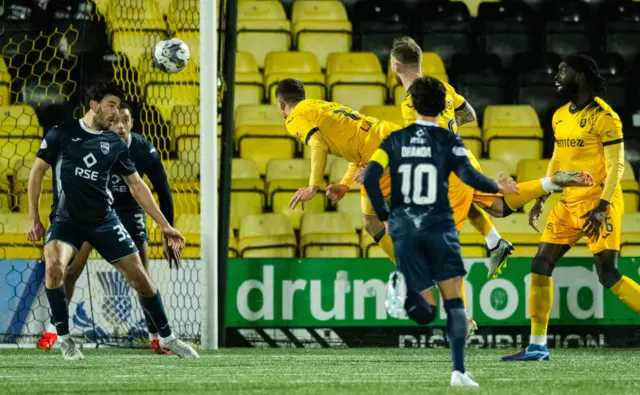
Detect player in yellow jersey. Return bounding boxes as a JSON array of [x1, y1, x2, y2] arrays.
[[276, 78, 400, 261], [502, 55, 640, 361]]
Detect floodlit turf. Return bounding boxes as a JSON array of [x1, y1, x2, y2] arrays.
[[1, 348, 640, 394]]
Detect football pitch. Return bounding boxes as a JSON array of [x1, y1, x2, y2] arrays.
[[1, 348, 639, 394]]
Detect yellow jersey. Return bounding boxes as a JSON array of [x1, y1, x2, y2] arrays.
[[401, 80, 466, 132], [552, 97, 623, 205]]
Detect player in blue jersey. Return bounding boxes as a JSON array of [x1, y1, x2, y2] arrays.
[[36, 103, 177, 355], [363, 76, 519, 387], [27, 81, 198, 360]]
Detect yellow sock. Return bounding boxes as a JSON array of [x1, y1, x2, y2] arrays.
[[530, 273, 553, 338], [504, 179, 546, 211], [610, 275, 640, 313], [468, 204, 494, 237], [377, 232, 396, 264]]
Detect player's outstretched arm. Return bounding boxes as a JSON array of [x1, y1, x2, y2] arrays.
[[26, 158, 50, 241], [362, 149, 390, 222], [289, 133, 327, 209]]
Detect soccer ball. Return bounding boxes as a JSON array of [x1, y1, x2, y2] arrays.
[[153, 38, 190, 74]]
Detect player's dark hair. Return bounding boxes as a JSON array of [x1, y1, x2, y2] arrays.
[[119, 102, 133, 116], [86, 80, 125, 105], [275, 78, 306, 103], [564, 54, 606, 95], [409, 76, 447, 117], [391, 36, 421, 66]]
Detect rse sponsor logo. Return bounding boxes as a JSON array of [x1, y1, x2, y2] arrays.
[[555, 138, 585, 147], [75, 167, 99, 180], [401, 146, 432, 158], [110, 174, 128, 192]]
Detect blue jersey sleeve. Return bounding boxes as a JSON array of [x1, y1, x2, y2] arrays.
[[143, 141, 174, 225], [362, 137, 393, 222], [36, 127, 62, 165], [113, 143, 137, 176], [447, 134, 499, 194]]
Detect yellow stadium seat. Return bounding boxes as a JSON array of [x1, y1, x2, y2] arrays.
[[484, 105, 543, 175], [361, 231, 387, 258], [11, 159, 53, 196], [336, 192, 362, 230], [237, 0, 292, 68], [177, 136, 199, 164], [291, 0, 352, 68], [235, 52, 264, 110], [266, 159, 325, 229], [230, 159, 266, 230], [622, 161, 639, 213], [105, 0, 166, 31], [326, 53, 386, 111], [0, 193, 11, 212], [516, 159, 551, 183], [175, 30, 200, 68], [145, 84, 199, 122], [621, 212, 640, 244], [300, 212, 360, 257], [17, 191, 54, 214], [458, 221, 487, 258], [389, 52, 449, 105], [458, 120, 483, 159], [173, 191, 199, 216], [329, 158, 360, 191], [477, 159, 509, 179], [171, 105, 199, 152], [234, 105, 297, 175], [264, 51, 325, 103], [165, 158, 199, 191], [360, 105, 404, 128], [137, 53, 198, 88], [303, 147, 340, 177], [0, 105, 41, 129], [461, 0, 499, 17], [167, 0, 199, 31], [490, 214, 542, 256], [0, 138, 40, 170], [0, 60, 10, 105], [0, 213, 43, 259], [238, 213, 297, 257], [172, 214, 201, 258], [112, 31, 165, 69]]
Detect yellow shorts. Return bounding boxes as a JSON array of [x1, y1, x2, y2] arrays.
[[541, 194, 623, 254], [450, 150, 501, 230], [361, 173, 391, 216]]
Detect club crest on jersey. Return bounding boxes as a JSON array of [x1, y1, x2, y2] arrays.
[[101, 142, 110, 154], [580, 118, 587, 127]]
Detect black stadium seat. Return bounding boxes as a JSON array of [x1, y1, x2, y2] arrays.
[[601, 2, 640, 65], [450, 53, 509, 125], [414, 1, 472, 68], [591, 53, 627, 112], [352, 0, 410, 69], [477, 1, 533, 68], [539, 0, 594, 59]]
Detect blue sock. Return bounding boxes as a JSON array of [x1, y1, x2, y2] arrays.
[[139, 292, 171, 338], [45, 286, 70, 336], [138, 295, 158, 335], [444, 298, 466, 373]]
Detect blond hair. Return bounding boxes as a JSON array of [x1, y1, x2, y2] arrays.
[[390, 36, 421, 67]]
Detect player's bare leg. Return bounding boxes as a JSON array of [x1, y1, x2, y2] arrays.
[[439, 276, 478, 387], [363, 214, 395, 263], [43, 241, 84, 360], [137, 241, 171, 354], [114, 253, 199, 359], [37, 242, 92, 351]]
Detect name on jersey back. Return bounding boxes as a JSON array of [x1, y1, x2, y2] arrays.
[[401, 146, 432, 158]]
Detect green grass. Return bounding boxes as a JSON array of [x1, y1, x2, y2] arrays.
[[1, 348, 640, 394]]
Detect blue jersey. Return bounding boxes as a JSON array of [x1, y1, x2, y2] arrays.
[[37, 120, 137, 226]]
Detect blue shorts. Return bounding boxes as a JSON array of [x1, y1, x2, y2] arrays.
[[45, 215, 139, 263], [118, 209, 148, 243], [391, 227, 467, 293]]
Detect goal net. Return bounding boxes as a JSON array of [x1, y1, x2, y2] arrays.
[[0, 0, 206, 347]]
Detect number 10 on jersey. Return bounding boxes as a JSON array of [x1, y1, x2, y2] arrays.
[[398, 163, 437, 205]]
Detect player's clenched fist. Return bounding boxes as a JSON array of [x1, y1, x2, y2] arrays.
[[326, 184, 349, 204], [496, 172, 520, 195], [27, 219, 45, 242]]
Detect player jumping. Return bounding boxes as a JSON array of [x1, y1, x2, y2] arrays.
[[502, 55, 640, 361], [36, 103, 177, 355], [27, 81, 198, 360], [363, 76, 519, 387]]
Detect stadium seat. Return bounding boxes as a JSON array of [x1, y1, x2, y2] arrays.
[[291, 0, 352, 68], [165, 158, 199, 191], [539, 0, 594, 58], [0, 193, 11, 213], [234, 105, 297, 175], [336, 192, 362, 230], [19, 80, 76, 130], [266, 159, 326, 229], [621, 213, 640, 256], [388, 52, 448, 105], [359, 105, 404, 129], [622, 161, 639, 213], [137, 53, 199, 88], [415, 1, 472, 67], [458, 221, 487, 258], [263, 51, 325, 103], [303, 147, 341, 177], [171, 105, 199, 152], [601, 2, 640, 64], [105, 0, 166, 31], [591, 53, 627, 111], [451, 53, 509, 125], [238, 213, 297, 257], [0, 59, 10, 106], [458, 121, 483, 159], [490, 214, 543, 257], [112, 30, 165, 69], [476, 1, 533, 68], [516, 159, 551, 183], [230, 158, 266, 230], [237, 0, 292, 69], [512, 53, 564, 122], [145, 84, 199, 123], [0, 213, 43, 259], [167, 0, 199, 31], [329, 158, 360, 191], [352, 0, 409, 68], [235, 52, 264, 110], [172, 190, 199, 217], [0, 105, 42, 137], [326, 52, 386, 111], [483, 105, 544, 175], [300, 212, 360, 257], [361, 231, 387, 258], [172, 214, 202, 258], [477, 159, 509, 180]]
